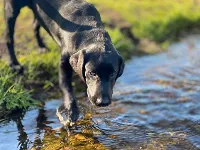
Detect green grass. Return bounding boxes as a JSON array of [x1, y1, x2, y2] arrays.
[[0, 50, 60, 114], [106, 27, 135, 60], [20, 51, 59, 83], [89, 0, 200, 44], [0, 67, 40, 112]]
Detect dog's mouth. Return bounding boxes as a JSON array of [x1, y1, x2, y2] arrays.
[[95, 101, 111, 107]]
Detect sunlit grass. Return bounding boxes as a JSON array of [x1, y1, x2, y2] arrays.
[[0, 67, 40, 113], [0, 50, 59, 114], [89, 0, 200, 43], [106, 27, 135, 60]]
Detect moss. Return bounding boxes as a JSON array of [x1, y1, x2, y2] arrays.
[[31, 113, 107, 150]]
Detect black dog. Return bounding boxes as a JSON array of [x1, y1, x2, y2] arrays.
[[4, 0, 125, 124]]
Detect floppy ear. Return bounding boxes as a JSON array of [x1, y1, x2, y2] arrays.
[[117, 55, 125, 78], [69, 50, 86, 82]]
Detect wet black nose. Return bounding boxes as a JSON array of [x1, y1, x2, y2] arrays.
[[95, 97, 111, 107]]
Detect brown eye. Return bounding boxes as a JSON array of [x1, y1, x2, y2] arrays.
[[88, 71, 96, 77], [110, 71, 116, 78]]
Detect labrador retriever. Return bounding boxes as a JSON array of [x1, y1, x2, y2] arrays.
[[4, 0, 125, 124]]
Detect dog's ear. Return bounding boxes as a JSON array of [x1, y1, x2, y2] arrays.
[[70, 50, 86, 82], [117, 55, 125, 78]]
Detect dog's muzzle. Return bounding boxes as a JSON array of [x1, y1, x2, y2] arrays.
[[94, 97, 111, 107]]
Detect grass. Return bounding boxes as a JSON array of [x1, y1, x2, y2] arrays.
[[89, 0, 200, 45], [106, 27, 135, 60], [0, 67, 40, 115], [0, 50, 60, 115]]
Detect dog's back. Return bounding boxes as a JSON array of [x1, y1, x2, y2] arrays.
[[31, 0, 104, 46], [32, 0, 103, 32]]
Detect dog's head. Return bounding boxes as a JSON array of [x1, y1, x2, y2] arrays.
[[70, 47, 124, 107]]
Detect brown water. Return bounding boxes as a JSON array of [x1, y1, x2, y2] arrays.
[[1, 35, 200, 150]]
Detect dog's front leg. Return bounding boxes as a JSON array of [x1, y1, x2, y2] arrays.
[[58, 54, 79, 125]]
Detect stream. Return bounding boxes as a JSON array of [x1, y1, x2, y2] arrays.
[[1, 35, 200, 150]]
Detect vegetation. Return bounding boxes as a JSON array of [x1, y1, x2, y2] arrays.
[[0, 67, 40, 115], [31, 113, 107, 150], [0, 50, 60, 114], [89, 0, 200, 45]]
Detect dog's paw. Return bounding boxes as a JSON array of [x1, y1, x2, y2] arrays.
[[69, 101, 80, 122], [56, 103, 79, 126], [56, 108, 72, 126], [10, 64, 24, 74]]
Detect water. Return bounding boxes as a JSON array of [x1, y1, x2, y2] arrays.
[[1, 35, 200, 150]]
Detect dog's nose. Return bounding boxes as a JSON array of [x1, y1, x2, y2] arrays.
[[95, 97, 111, 107]]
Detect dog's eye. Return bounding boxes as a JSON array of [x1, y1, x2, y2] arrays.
[[88, 71, 96, 77], [110, 71, 116, 78]]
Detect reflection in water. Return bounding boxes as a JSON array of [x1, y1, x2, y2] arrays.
[[0, 35, 200, 149], [15, 114, 29, 150], [10, 111, 29, 150], [32, 107, 48, 149]]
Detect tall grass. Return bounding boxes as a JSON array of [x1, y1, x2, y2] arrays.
[[0, 68, 40, 112], [89, 0, 200, 44]]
